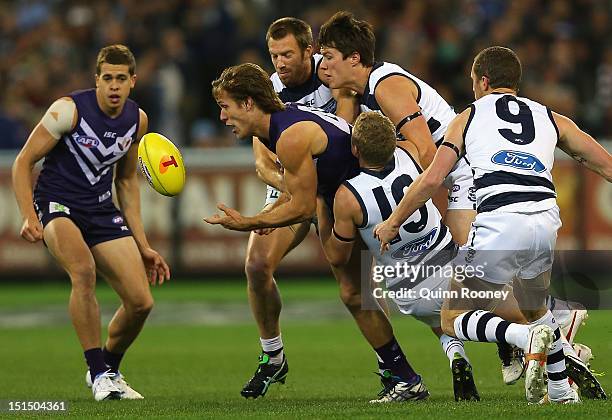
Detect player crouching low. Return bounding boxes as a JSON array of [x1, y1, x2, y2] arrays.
[[322, 112, 479, 402]]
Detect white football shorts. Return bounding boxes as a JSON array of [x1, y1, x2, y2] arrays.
[[456, 206, 562, 285]]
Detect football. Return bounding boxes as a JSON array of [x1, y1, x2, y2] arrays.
[[137, 132, 185, 196]]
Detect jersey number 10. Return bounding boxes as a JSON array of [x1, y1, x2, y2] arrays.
[[372, 174, 428, 245]]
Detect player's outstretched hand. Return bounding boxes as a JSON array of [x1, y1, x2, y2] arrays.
[[373, 221, 398, 255], [141, 247, 170, 285], [203, 203, 252, 231], [20, 217, 44, 243]]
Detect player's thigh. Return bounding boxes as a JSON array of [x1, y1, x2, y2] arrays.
[[90, 236, 151, 306], [43, 217, 96, 281], [444, 209, 476, 246], [245, 221, 310, 270]]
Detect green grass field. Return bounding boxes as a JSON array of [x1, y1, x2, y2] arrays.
[[0, 279, 611, 418]]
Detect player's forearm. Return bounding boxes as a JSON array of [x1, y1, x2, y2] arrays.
[[256, 165, 284, 191], [262, 191, 290, 212], [254, 145, 285, 191], [115, 177, 150, 251], [334, 90, 359, 124], [11, 156, 38, 220], [388, 172, 439, 228], [246, 199, 314, 229]]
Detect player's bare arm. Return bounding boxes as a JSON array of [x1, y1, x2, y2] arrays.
[[332, 88, 359, 124], [205, 122, 320, 230], [554, 112, 612, 182], [253, 136, 285, 191], [373, 108, 470, 251], [115, 109, 170, 284], [375, 76, 437, 168], [322, 185, 360, 266], [12, 97, 76, 243]]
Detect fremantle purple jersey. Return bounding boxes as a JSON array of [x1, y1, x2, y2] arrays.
[[266, 103, 359, 208], [34, 89, 139, 208]]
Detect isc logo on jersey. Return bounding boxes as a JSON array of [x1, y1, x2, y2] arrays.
[[137, 133, 186, 196]]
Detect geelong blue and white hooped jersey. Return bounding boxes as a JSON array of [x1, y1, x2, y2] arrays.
[[266, 103, 358, 208], [464, 93, 558, 213], [344, 147, 454, 288], [359, 62, 456, 143], [270, 54, 336, 113], [34, 89, 139, 208]]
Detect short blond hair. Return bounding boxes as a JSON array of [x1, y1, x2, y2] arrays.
[[352, 112, 396, 166]]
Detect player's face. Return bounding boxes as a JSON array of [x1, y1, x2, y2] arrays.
[[95, 63, 135, 111], [216, 90, 252, 139], [319, 47, 352, 89], [268, 34, 312, 87]]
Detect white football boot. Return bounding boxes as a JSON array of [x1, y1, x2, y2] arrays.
[[500, 346, 525, 385], [552, 302, 588, 344], [524, 325, 554, 404], [572, 343, 593, 367], [369, 374, 429, 403], [91, 370, 122, 401], [86, 370, 144, 400]]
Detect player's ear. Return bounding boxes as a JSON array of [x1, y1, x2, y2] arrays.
[[130, 74, 137, 89], [351, 142, 359, 158], [303, 44, 313, 58], [95, 74, 99, 88], [481, 75, 490, 91], [349, 52, 360, 67], [244, 97, 254, 111]]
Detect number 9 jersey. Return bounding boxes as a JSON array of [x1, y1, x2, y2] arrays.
[[465, 93, 558, 214]]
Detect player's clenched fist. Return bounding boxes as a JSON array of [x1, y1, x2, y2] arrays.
[[20, 217, 44, 243]]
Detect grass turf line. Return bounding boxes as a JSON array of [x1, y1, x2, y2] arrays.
[[0, 280, 610, 418]]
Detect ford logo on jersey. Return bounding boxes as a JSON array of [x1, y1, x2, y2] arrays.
[[76, 136, 100, 148], [391, 227, 437, 260], [491, 150, 546, 173]]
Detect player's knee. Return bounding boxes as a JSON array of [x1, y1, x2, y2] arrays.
[[68, 262, 96, 293], [440, 309, 457, 336], [339, 285, 361, 311], [245, 254, 275, 282], [127, 295, 154, 318]]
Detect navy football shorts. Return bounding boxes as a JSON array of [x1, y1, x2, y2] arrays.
[[34, 200, 133, 248]]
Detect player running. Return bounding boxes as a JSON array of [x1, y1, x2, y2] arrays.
[[242, 17, 357, 399], [205, 63, 428, 402], [12, 45, 170, 401], [374, 46, 611, 403]]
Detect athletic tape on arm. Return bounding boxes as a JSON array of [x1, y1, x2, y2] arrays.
[[41, 99, 76, 139]]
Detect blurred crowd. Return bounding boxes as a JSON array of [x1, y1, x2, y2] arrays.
[[1, 0, 610, 149]]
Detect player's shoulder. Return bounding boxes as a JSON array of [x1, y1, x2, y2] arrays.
[[335, 182, 361, 209]]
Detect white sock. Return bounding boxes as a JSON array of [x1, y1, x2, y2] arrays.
[[440, 334, 468, 367], [453, 310, 529, 349], [532, 311, 571, 400], [548, 296, 571, 326], [260, 335, 284, 365]]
